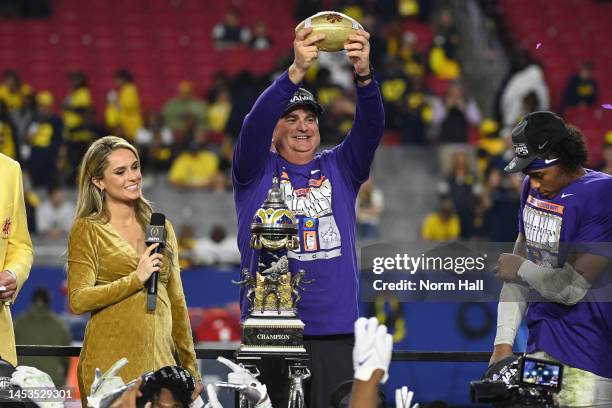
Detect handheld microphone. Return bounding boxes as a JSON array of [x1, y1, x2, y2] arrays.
[[145, 213, 166, 311]]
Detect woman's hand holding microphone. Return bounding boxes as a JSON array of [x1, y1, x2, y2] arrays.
[[136, 243, 163, 284]]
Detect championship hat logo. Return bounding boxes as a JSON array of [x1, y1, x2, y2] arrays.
[[513, 143, 529, 157], [289, 94, 314, 104]]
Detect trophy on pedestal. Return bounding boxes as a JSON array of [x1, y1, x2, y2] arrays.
[[234, 174, 313, 355], [232, 174, 313, 408]]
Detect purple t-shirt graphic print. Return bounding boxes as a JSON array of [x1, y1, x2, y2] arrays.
[[518, 170, 612, 378]]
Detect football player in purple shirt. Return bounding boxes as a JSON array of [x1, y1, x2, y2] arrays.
[[491, 111, 612, 406], [232, 27, 384, 407]]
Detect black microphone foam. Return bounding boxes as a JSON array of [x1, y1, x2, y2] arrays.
[[145, 213, 166, 311]]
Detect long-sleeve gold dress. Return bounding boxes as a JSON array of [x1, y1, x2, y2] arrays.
[[67, 217, 200, 404]]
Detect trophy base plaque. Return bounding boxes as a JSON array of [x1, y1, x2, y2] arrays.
[[240, 311, 306, 355]]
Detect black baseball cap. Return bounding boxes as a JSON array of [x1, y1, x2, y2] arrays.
[[504, 111, 568, 173], [283, 88, 324, 117]]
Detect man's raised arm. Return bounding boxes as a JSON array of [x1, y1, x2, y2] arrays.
[[336, 29, 385, 183], [233, 28, 324, 184]]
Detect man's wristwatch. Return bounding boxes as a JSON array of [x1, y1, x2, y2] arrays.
[[354, 66, 374, 84]]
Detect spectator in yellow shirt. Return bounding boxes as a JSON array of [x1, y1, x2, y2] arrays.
[[421, 196, 461, 241], [0, 100, 19, 160], [63, 71, 92, 135], [428, 36, 461, 80], [168, 138, 224, 191], [0, 69, 32, 111], [105, 69, 142, 140], [26, 91, 63, 189], [62, 72, 97, 185], [207, 87, 232, 133]]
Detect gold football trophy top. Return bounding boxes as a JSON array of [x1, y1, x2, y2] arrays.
[[295, 11, 363, 52]]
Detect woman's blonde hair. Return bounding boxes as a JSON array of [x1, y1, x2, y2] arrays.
[[75, 135, 152, 228], [73, 135, 176, 270]]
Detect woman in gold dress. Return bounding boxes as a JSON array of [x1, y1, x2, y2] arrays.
[[67, 136, 202, 404]]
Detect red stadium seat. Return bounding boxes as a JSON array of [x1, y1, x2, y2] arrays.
[[0, 0, 293, 112]]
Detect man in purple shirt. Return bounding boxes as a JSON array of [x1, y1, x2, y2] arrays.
[[491, 111, 612, 406], [232, 27, 384, 407]]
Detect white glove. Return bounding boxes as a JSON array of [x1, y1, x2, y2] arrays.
[[216, 357, 270, 407], [204, 384, 223, 408], [10, 366, 64, 408], [395, 386, 419, 408], [88, 358, 129, 408], [353, 317, 393, 384]]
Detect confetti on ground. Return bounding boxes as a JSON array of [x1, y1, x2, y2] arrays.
[[602, 104, 612, 110], [536, 42, 542, 49]]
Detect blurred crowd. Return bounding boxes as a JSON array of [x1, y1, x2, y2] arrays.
[[1, 0, 610, 247]]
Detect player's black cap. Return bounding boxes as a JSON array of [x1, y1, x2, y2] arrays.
[[504, 111, 568, 173], [283, 88, 324, 117], [138, 366, 195, 408]]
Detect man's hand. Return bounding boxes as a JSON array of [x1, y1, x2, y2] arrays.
[[288, 28, 325, 85], [353, 317, 393, 384], [192, 380, 204, 401], [344, 29, 371, 77], [349, 369, 384, 408], [0, 270, 17, 301], [109, 378, 150, 408], [495, 253, 526, 283], [489, 344, 514, 366]]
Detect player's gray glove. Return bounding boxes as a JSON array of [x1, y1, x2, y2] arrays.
[[87, 358, 128, 408], [215, 357, 272, 407], [10, 366, 64, 408]]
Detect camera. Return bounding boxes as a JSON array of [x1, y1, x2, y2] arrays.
[[470, 355, 563, 407]]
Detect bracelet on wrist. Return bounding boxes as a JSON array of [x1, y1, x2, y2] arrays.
[[354, 65, 374, 83]]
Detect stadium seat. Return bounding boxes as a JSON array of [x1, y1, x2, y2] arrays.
[[0, 0, 293, 112], [498, 0, 610, 159]]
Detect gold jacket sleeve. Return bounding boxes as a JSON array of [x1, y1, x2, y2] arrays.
[[67, 219, 143, 314]]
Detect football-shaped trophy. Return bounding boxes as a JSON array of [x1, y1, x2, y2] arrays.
[[295, 11, 363, 52]]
